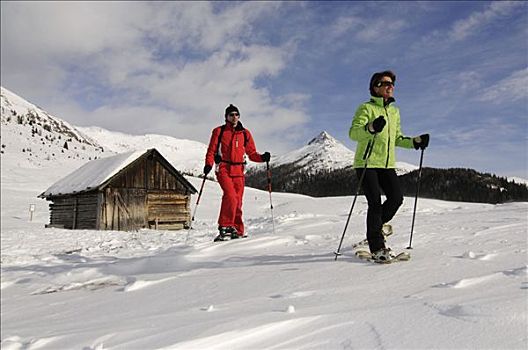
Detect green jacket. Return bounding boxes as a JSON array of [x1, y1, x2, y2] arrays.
[[349, 96, 414, 168]]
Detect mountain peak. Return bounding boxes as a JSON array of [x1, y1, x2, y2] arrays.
[[308, 131, 337, 146]]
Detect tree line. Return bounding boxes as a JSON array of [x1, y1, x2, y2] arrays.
[[245, 165, 528, 204]]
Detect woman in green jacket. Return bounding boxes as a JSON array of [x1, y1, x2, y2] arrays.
[[349, 70, 429, 262]]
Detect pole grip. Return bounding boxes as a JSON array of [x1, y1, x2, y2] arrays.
[[266, 161, 272, 192]]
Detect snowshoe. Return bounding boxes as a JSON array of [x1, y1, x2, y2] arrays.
[[371, 247, 395, 263], [355, 248, 410, 264]]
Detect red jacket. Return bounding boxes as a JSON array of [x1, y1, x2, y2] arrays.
[[206, 122, 263, 177]]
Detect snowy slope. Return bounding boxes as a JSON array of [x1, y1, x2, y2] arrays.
[[77, 126, 207, 176], [0, 86, 207, 176], [1, 86, 97, 146], [1, 87, 106, 170], [1, 154, 527, 349]]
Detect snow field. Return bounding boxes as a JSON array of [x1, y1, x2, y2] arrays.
[[1, 168, 527, 349]]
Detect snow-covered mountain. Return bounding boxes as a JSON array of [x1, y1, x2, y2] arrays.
[[0, 86, 206, 175], [77, 126, 207, 175], [271, 131, 355, 171], [1, 87, 97, 146], [264, 131, 417, 176], [1, 87, 105, 168]]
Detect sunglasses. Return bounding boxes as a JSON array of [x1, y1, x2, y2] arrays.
[[376, 81, 394, 87], [228, 112, 239, 117]]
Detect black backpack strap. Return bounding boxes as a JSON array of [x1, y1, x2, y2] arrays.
[[215, 124, 226, 164]]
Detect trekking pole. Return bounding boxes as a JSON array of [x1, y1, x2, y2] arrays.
[[334, 137, 376, 261], [266, 161, 276, 235], [186, 175, 207, 242], [407, 148, 425, 249]]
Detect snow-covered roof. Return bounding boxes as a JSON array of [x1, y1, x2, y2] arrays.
[[39, 148, 199, 198], [40, 150, 146, 197]]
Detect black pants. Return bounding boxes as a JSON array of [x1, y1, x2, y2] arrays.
[[356, 168, 403, 252]]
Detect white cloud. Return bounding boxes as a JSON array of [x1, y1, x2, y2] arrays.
[[413, 1, 524, 52], [448, 1, 523, 41], [478, 68, 528, 103], [328, 15, 406, 42], [1, 2, 309, 153]]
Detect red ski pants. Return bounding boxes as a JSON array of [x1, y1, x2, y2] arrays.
[[217, 172, 245, 235]]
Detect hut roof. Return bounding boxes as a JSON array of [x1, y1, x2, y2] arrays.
[[40, 149, 197, 198]]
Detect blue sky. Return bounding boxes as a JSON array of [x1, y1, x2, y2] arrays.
[[1, 1, 527, 178]]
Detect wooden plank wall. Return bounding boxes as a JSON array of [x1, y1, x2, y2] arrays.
[[48, 192, 98, 229], [146, 191, 191, 230], [147, 159, 189, 192], [106, 155, 190, 193], [100, 188, 146, 231]]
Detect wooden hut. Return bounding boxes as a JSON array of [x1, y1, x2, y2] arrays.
[[39, 148, 197, 231]]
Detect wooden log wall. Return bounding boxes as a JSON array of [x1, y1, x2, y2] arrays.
[[48, 192, 98, 229], [147, 191, 191, 229]]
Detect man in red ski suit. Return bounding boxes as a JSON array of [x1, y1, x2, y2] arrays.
[[204, 104, 270, 241]]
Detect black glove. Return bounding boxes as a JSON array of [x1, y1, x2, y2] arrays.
[[214, 154, 222, 164], [261, 152, 271, 162], [369, 116, 386, 134], [203, 164, 212, 175], [413, 134, 430, 150]]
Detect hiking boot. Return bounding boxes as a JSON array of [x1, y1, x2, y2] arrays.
[[225, 226, 239, 239], [214, 226, 232, 241], [371, 248, 395, 263]]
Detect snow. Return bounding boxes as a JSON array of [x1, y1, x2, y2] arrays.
[[2, 155, 527, 349], [510, 176, 528, 186], [1, 86, 96, 146], [78, 126, 208, 176], [1, 86, 528, 349]]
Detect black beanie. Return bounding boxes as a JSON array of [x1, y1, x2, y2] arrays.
[[369, 70, 396, 97], [225, 104, 240, 117]]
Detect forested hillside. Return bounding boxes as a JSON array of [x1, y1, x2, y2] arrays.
[[246, 166, 528, 204]]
